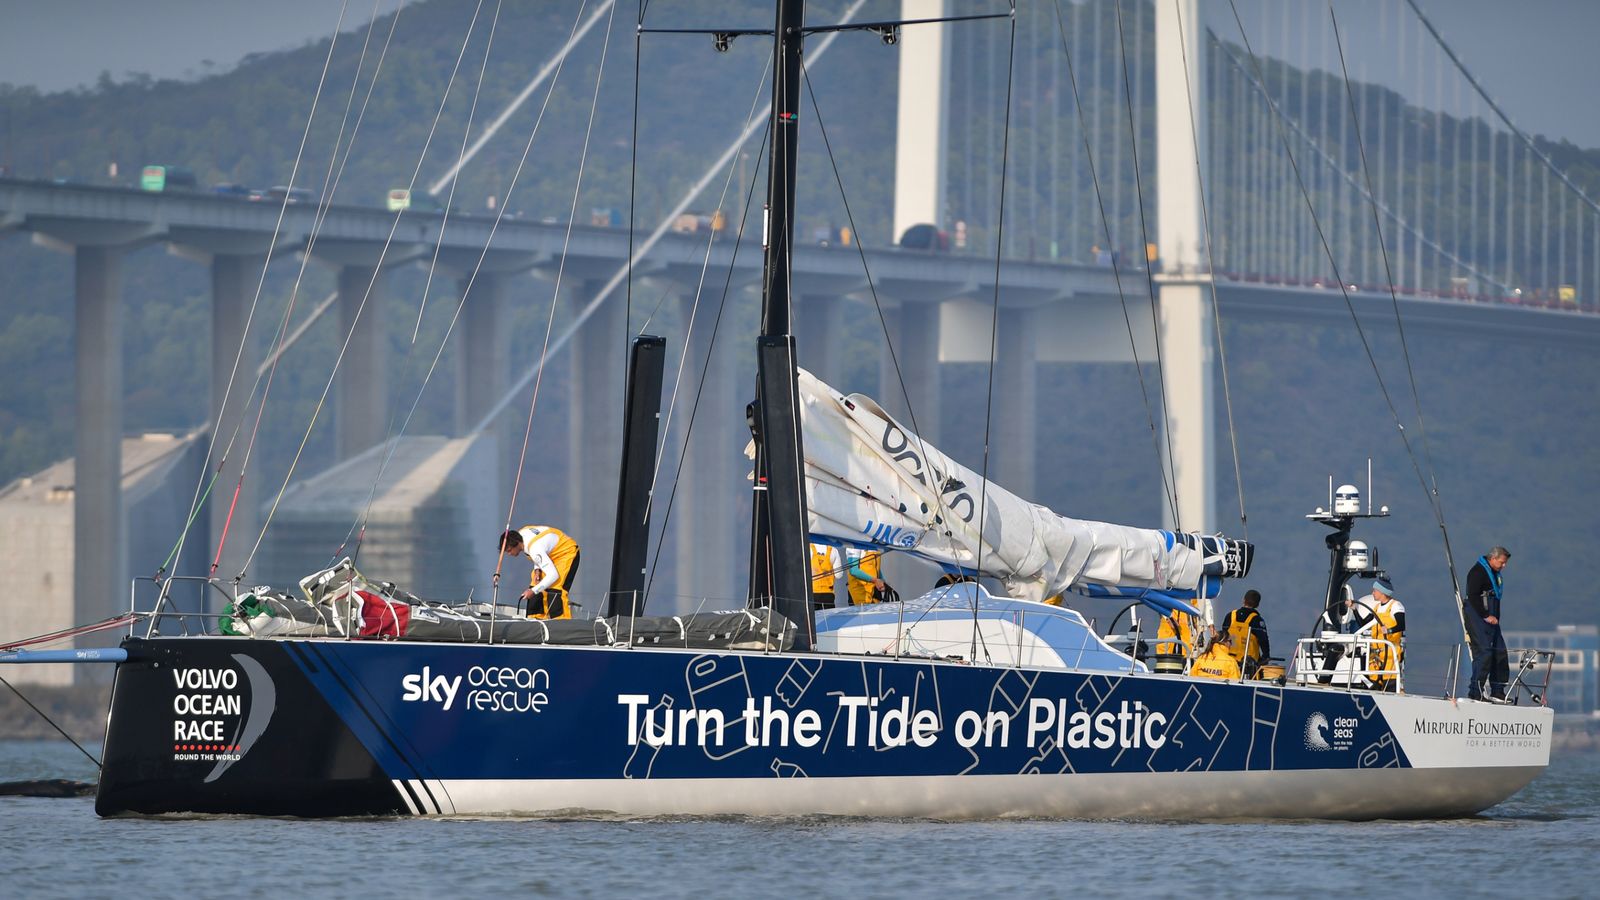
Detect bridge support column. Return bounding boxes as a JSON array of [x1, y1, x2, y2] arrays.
[[209, 254, 263, 587], [74, 246, 125, 626], [1156, 283, 1215, 533], [457, 272, 510, 501], [335, 265, 388, 460], [794, 294, 841, 384], [672, 292, 741, 613], [893, 0, 949, 240], [994, 306, 1038, 496], [1155, 0, 1214, 532], [568, 279, 623, 607], [880, 302, 941, 441]]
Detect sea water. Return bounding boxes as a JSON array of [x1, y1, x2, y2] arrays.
[[1, 740, 1595, 898]]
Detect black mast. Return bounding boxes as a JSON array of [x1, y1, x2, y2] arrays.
[[748, 0, 814, 648]]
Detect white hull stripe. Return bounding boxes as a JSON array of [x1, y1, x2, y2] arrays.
[[425, 766, 1545, 821]]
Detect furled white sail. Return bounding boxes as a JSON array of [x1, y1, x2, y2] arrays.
[[795, 369, 1250, 601]]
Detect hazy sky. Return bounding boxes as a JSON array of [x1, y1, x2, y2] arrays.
[[3, 0, 1600, 147]]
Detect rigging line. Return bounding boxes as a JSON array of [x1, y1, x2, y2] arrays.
[[466, 0, 870, 438], [339, 0, 597, 607], [492, 0, 618, 602], [634, 287, 674, 336], [152, 0, 357, 594], [206, 0, 397, 585], [1329, 4, 1459, 594], [1206, 31, 1509, 295], [428, 0, 618, 195], [641, 64, 772, 534], [252, 291, 339, 379], [1114, 0, 1182, 533], [246, 0, 557, 576], [799, 58, 960, 541], [1222, 0, 1449, 580], [1171, 0, 1249, 538], [331, 401, 404, 569], [1402, 0, 1600, 219], [228, 0, 402, 497], [415, 0, 507, 343], [1050, 0, 1182, 532], [972, 4, 1017, 662], [0, 674, 101, 769], [640, 129, 769, 611], [627, 0, 643, 381]]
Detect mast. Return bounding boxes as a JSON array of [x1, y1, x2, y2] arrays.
[[748, 0, 815, 648]]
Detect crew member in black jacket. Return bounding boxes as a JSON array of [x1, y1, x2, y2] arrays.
[[1462, 546, 1511, 701]]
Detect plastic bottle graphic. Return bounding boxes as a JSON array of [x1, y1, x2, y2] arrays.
[[774, 658, 821, 708], [685, 655, 751, 761], [770, 757, 807, 778], [623, 694, 674, 779]]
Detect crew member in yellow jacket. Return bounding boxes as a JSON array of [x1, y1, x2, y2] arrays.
[[500, 525, 581, 619], [1190, 629, 1241, 680], [1353, 578, 1405, 691], [1220, 589, 1271, 677], [844, 548, 887, 605], [810, 542, 842, 610], [1155, 598, 1207, 658]]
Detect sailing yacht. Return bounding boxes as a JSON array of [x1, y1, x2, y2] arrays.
[[79, 1, 1551, 819]]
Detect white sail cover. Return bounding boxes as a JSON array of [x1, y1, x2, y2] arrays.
[[795, 370, 1249, 602]]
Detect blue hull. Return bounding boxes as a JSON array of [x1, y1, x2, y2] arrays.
[[96, 635, 1550, 819]]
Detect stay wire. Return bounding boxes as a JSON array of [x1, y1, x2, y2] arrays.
[[153, 0, 356, 607], [798, 58, 964, 575], [800, 37, 1001, 645], [1050, 0, 1181, 532], [971, 5, 1017, 663], [342, 0, 508, 566], [1113, 0, 1183, 532], [248, 0, 559, 575], [492, 0, 618, 604], [414, 0, 507, 343], [1223, 0, 1451, 588], [639, 63, 771, 542], [1328, 4, 1459, 597], [626, 0, 643, 351], [641, 126, 769, 611], [1170, 0, 1249, 539], [0, 674, 100, 769], [220, 0, 408, 578]]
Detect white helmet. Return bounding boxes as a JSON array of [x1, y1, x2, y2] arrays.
[[1334, 484, 1361, 515], [1344, 540, 1370, 571]]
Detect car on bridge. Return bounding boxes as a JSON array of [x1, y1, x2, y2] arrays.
[[265, 185, 318, 205]]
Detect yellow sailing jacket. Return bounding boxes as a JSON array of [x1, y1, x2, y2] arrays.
[[845, 550, 882, 605]]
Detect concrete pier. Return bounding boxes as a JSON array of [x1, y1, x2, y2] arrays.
[[335, 265, 388, 461], [74, 246, 125, 625]]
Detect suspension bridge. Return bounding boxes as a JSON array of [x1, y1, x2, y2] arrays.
[[1, 0, 1597, 676]]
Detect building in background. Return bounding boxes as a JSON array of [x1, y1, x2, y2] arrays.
[[0, 431, 207, 686], [1503, 624, 1599, 715]]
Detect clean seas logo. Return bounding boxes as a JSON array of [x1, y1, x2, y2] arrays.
[[402, 665, 551, 714], [1304, 712, 1332, 751]]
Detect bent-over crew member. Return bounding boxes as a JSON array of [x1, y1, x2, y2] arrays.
[[500, 525, 581, 619]]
